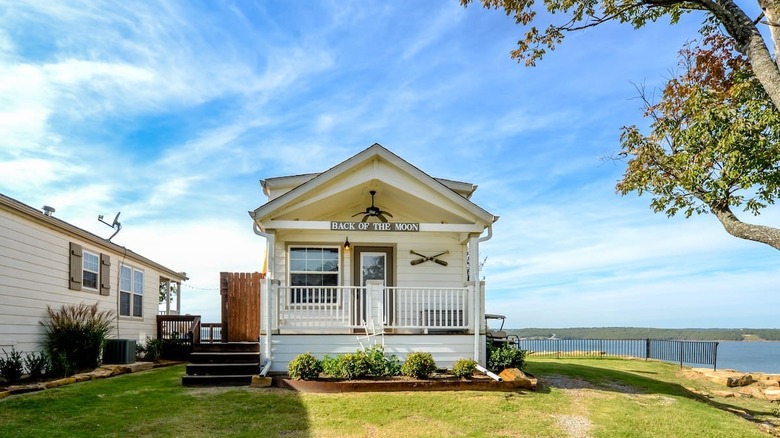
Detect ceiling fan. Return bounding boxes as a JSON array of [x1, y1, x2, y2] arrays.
[[352, 190, 393, 223]]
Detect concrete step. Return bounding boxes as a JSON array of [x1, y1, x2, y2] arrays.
[[182, 374, 255, 386], [186, 363, 260, 376]]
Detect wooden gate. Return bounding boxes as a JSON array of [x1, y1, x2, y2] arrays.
[[220, 272, 264, 342]]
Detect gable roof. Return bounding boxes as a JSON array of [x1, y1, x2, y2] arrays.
[[250, 143, 498, 226], [0, 192, 187, 281]]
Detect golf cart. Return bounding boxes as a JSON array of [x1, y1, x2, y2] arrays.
[[485, 313, 520, 349]]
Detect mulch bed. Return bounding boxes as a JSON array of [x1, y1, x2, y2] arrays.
[[273, 374, 529, 393]]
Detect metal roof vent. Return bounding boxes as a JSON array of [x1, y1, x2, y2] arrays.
[[42, 205, 55, 217]]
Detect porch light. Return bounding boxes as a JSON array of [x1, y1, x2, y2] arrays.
[[343, 237, 351, 250]]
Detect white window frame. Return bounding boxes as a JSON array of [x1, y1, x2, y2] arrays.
[[287, 246, 341, 305], [120, 264, 144, 317], [82, 250, 99, 290]]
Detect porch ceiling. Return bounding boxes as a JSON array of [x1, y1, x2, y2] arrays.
[[265, 182, 477, 225], [251, 144, 498, 227]]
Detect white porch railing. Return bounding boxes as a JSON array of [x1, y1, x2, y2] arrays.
[[273, 283, 472, 332]]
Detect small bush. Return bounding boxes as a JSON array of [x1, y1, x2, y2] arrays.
[[320, 346, 401, 380], [364, 346, 401, 377], [488, 345, 526, 372], [50, 353, 72, 378], [160, 332, 191, 360], [23, 352, 48, 380], [451, 358, 477, 378], [288, 352, 322, 380], [0, 347, 24, 382], [142, 338, 163, 361], [40, 303, 114, 375], [401, 351, 437, 379]]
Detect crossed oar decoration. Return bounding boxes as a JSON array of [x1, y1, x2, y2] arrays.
[[410, 250, 449, 266]]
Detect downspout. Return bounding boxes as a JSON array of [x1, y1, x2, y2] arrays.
[[473, 224, 493, 365], [252, 217, 275, 375]]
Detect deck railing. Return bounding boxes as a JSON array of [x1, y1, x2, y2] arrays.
[[274, 285, 472, 331], [519, 338, 719, 369], [156, 315, 201, 345], [200, 323, 223, 343], [385, 287, 470, 331]]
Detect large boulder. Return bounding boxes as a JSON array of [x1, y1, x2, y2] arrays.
[[498, 368, 537, 390]]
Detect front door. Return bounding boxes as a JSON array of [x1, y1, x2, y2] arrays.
[[353, 246, 394, 325]]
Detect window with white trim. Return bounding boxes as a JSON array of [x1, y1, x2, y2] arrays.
[[289, 247, 339, 303], [82, 251, 99, 290], [120, 264, 144, 317]]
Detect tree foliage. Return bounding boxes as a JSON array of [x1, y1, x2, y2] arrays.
[[616, 30, 780, 249], [461, 0, 780, 111], [463, 0, 780, 250]]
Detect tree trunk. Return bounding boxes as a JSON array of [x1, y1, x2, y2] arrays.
[[710, 203, 780, 251], [706, 0, 780, 112]]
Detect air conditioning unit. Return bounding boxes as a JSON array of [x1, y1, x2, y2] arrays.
[[103, 339, 137, 364]]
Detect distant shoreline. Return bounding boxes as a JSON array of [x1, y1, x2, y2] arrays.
[[507, 327, 780, 342]]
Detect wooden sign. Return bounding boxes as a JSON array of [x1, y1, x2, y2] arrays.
[[330, 221, 420, 232]]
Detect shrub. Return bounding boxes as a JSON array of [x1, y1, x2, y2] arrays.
[[40, 303, 115, 375], [0, 347, 24, 382], [320, 346, 401, 380], [23, 352, 48, 380], [364, 345, 401, 377], [451, 358, 477, 378], [142, 338, 163, 361], [160, 332, 191, 360], [488, 345, 526, 372], [288, 352, 322, 380], [401, 351, 437, 379]]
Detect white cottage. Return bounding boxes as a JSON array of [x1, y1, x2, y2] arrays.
[[0, 193, 187, 356], [250, 144, 498, 372]]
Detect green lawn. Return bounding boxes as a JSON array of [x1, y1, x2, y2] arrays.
[[0, 358, 776, 437]]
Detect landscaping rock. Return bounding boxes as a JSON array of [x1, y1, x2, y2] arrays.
[[45, 377, 76, 388], [763, 389, 780, 402], [498, 368, 537, 391], [251, 376, 272, 388]]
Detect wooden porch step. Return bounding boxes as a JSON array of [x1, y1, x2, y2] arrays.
[[182, 374, 255, 386], [182, 342, 262, 386], [189, 351, 261, 364], [194, 342, 260, 353], [186, 363, 260, 376]]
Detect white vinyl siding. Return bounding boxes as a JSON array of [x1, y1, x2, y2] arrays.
[[1, 204, 180, 355]]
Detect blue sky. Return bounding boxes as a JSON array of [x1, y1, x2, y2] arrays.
[[1, 1, 777, 328]]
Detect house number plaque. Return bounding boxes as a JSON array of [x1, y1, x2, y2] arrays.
[[330, 221, 420, 232]]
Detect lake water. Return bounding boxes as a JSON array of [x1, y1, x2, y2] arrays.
[[715, 341, 780, 374]]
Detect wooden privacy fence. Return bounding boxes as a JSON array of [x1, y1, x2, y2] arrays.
[[220, 272, 264, 342]]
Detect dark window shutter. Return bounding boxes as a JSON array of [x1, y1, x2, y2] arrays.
[[69, 242, 83, 291], [100, 253, 111, 296]]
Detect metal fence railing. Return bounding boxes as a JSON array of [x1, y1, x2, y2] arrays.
[[518, 338, 719, 370]]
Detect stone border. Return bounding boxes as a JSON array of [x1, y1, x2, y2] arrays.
[[0, 361, 180, 399]]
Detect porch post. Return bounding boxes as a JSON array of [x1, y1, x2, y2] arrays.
[[164, 279, 171, 315], [469, 235, 481, 364], [175, 282, 181, 314]]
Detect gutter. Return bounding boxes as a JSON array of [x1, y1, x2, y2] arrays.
[[473, 224, 493, 365]]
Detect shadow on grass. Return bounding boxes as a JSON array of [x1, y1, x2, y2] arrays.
[[526, 360, 778, 427], [0, 365, 313, 438]]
